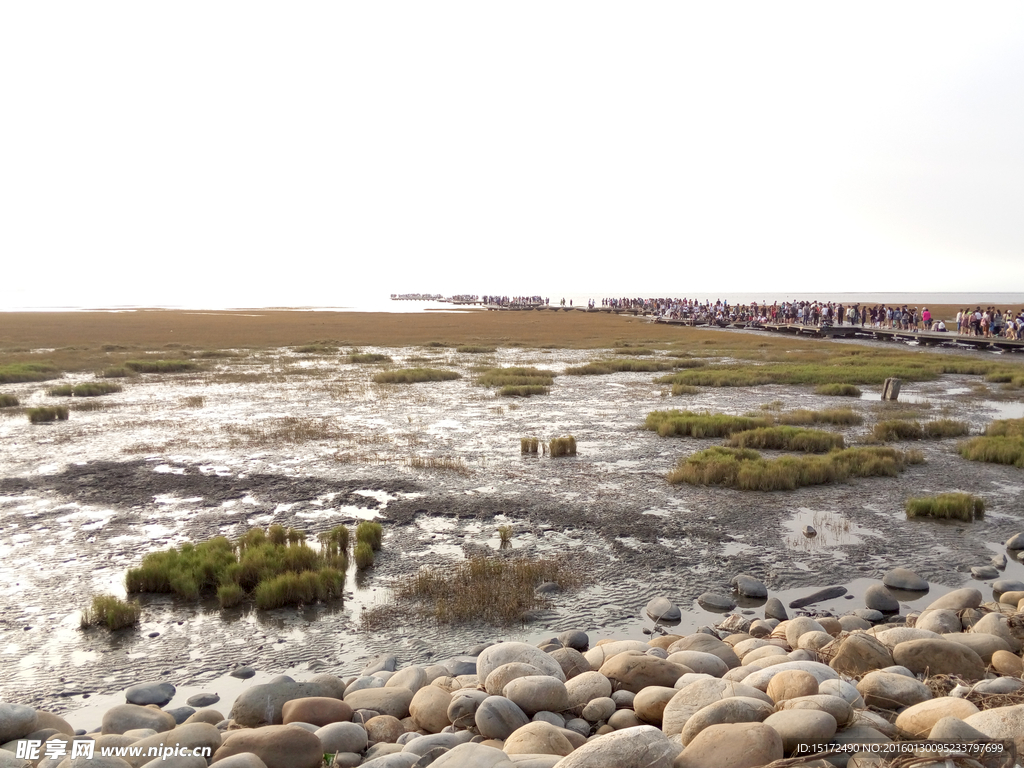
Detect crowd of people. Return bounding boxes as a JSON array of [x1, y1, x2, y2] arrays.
[[482, 295, 548, 307], [956, 307, 1024, 339]]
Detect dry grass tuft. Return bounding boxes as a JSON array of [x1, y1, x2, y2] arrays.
[[643, 410, 772, 438], [549, 436, 577, 457], [0, 394, 19, 408], [566, 359, 682, 375], [349, 352, 392, 363], [225, 417, 345, 446], [726, 426, 844, 453], [125, 359, 198, 374], [776, 408, 864, 426], [871, 418, 970, 442], [478, 366, 555, 397], [373, 367, 461, 384], [361, 555, 587, 628], [456, 345, 496, 354], [48, 381, 123, 397], [521, 437, 539, 454], [814, 383, 863, 397]]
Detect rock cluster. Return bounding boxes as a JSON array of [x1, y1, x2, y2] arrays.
[[3, 569, 1024, 768]]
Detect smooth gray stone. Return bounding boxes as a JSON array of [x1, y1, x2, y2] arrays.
[[852, 608, 884, 621], [165, 707, 195, 724], [363, 654, 398, 675], [882, 568, 928, 591], [125, 682, 176, 707], [186, 693, 220, 708], [557, 631, 589, 652], [864, 584, 899, 613], [789, 586, 847, 609], [697, 592, 735, 612], [0, 703, 38, 743], [764, 598, 788, 622], [646, 596, 682, 623], [474, 696, 529, 740], [402, 732, 473, 756], [993, 579, 1024, 594], [972, 566, 999, 580], [346, 676, 386, 695], [442, 657, 477, 677], [731, 574, 768, 598], [230, 667, 256, 679], [447, 690, 489, 729]]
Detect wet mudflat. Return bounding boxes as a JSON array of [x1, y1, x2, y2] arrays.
[[0, 340, 1022, 722]]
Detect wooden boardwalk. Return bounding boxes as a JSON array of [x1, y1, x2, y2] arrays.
[[758, 323, 1024, 352]]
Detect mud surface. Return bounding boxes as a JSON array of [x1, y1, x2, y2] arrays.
[[1, 341, 1023, 719]]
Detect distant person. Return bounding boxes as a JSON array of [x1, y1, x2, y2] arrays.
[[934, 319, 947, 332]]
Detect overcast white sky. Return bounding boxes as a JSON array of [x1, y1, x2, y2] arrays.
[[2, 3, 1023, 308]]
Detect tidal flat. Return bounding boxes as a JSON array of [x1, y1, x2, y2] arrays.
[[0, 310, 1023, 723]]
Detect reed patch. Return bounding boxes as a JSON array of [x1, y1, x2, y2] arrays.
[[360, 554, 587, 628], [957, 418, 1024, 468], [726, 426, 844, 453], [125, 526, 349, 609], [566, 359, 683, 375], [125, 359, 198, 374], [644, 410, 772, 438], [0, 394, 18, 408], [905, 493, 985, 522], [549, 436, 577, 457], [48, 381, 123, 397], [815, 383, 862, 397], [478, 366, 555, 397], [668, 445, 922, 491], [521, 437, 539, 454], [80, 595, 141, 631], [456, 345, 496, 354], [28, 406, 69, 423], [776, 408, 864, 426], [870, 419, 970, 442], [373, 368, 462, 384], [0, 363, 59, 383], [349, 352, 392, 363]]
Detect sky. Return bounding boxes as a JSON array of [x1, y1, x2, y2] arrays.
[[2, 3, 1023, 308]]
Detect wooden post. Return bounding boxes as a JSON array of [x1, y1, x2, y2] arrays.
[[882, 377, 902, 401]]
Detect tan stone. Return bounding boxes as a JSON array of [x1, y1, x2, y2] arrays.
[[409, 684, 452, 734], [633, 686, 677, 726], [502, 721, 574, 756], [894, 698, 980, 738], [766, 670, 818, 703], [829, 633, 893, 677], [212, 725, 323, 768], [598, 652, 690, 693], [991, 649, 1024, 677], [891, 638, 986, 680], [363, 715, 405, 744], [281, 697, 353, 727], [673, 722, 783, 768]]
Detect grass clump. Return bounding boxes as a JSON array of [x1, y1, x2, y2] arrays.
[[549, 436, 577, 457], [362, 554, 587, 628], [668, 446, 920, 491], [614, 347, 654, 355], [644, 410, 772, 438], [80, 595, 140, 630], [566, 359, 682, 375], [349, 352, 392, 363], [126, 527, 348, 609], [28, 405, 69, 423], [125, 359, 198, 374], [815, 383, 862, 397], [356, 521, 383, 551], [48, 381, 123, 397], [354, 541, 375, 570], [478, 366, 555, 397], [0, 363, 59, 383], [0, 394, 18, 408], [906, 493, 985, 522], [958, 421, 1024, 468], [318, 525, 350, 557], [408, 455, 470, 474], [775, 408, 864, 426], [456, 345, 496, 354], [373, 368, 461, 384], [871, 419, 970, 442], [726, 426, 845, 453], [497, 525, 514, 547], [294, 344, 338, 355], [521, 437, 539, 454], [671, 384, 700, 395], [100, 366, 134, 378]]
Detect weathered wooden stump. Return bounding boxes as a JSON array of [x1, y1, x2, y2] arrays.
[[881, 377, 902, 401]]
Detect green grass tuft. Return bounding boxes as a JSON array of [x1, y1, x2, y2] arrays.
[[775, 408, 864, 426], [549, 436, 577, 457], [354, 541, 375, 570], [0, 394, 19, 408], [356, 521, 383, 551], [726, 426, 845, 453], [373, 367, 461, 384], [566, 359, 683, 375], [499, 384, 549, 397], [124, 359, 198, 373], [81, 595, 140, 630], [28, 405, 69, 423], [871, 418, 970, 442], [670, 384, 700, 396], [643, 410, 772, 438], [456, 345, 496, 354], [814, 383, 863, 397], [294, 344, 338, 355], [958, 436, 1024, 468], [48, 381, 123, 397], [349, 352, 392, 363], [668, 445, 920, 491], [0, 363, 59, 384], [100, 366, 134, 378], [614, 347, 654, 355], [905, 493, 985, 522]]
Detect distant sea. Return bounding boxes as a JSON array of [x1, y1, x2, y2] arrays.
[[3, 292, 1024, 313]]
